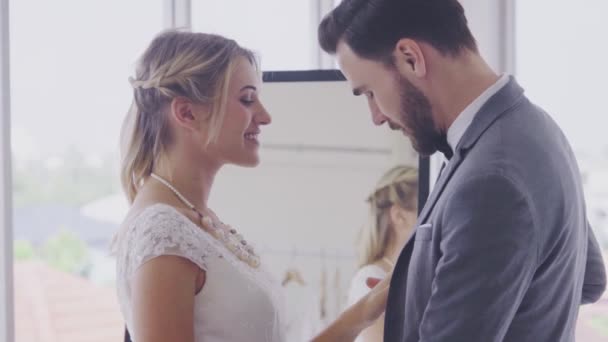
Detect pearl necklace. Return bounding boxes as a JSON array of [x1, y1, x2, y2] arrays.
[[150, 173, 261, 268]]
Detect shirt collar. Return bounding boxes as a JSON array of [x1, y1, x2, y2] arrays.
[[447, 74, 510, 152]]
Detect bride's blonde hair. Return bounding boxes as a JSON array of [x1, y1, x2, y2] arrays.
[[120, 30, 257, 204], [357, 166, 418, 267]]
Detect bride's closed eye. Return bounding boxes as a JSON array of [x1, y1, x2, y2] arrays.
[[240, 85, 258, 106], [240, 96, 255, 106]]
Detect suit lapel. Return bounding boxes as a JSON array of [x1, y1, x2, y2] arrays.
[[417, 76, 526, 225], [384, 237, 415, 342], [416, 151, 465, 224]]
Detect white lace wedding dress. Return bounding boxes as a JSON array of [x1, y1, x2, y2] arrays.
[[115, 203, 287, 341]]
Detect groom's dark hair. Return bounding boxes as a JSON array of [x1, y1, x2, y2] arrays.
[[318, 0, 477, 63]]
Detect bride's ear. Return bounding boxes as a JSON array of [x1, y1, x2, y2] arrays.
[[170, 96, 208, 132]]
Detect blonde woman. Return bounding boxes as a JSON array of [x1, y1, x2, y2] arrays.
[[348, 166, 418, 342], [113, 30, 390, 342]]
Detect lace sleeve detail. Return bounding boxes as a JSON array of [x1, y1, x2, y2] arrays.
[[127, 204, 219, 274]]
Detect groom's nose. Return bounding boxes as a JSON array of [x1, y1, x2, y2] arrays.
[[372, 111, 388, 126], [368, 99, 387, 126]]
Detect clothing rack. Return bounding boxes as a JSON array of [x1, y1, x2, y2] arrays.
[[258, 247, 356, 260]]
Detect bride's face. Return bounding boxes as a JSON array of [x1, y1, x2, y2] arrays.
[[205, 57, 271, 167]]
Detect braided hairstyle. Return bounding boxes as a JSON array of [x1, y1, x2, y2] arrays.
[[120, 30, 257, 203]]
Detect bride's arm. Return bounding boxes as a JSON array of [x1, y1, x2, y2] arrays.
[[131, 255, 204, 342], [312, 273, 392, 342]]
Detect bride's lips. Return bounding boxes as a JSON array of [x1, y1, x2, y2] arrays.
[[244, 131, 260, 144]]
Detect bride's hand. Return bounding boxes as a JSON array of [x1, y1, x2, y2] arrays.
[[357, 272, 393, 326], [311, 272, 392, 342]]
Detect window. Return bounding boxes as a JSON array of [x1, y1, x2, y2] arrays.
[[9, 1, 163, 340], [191, 0, 320, 71], [517, 1, 608, 340]]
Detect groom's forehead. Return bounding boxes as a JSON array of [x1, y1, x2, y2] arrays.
[[336, 42, 381, 89]]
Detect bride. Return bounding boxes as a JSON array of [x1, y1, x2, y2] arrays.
[[113, 29, 391, 342]]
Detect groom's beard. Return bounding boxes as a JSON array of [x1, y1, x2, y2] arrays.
[[398, 76, 442, 157]]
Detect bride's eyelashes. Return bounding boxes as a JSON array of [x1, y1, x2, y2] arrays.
[[240, 97, 255, 106]]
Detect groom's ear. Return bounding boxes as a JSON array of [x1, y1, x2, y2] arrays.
[[392, 38, 427, 79]]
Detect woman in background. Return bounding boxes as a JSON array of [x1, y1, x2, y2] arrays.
[[348, 165, 418, 342]]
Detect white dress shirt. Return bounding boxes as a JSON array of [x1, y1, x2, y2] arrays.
[[447, 74, 510, 155], [433, 74, 510, 184]]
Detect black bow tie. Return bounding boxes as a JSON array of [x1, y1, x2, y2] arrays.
[[436, 135, 453, 160]]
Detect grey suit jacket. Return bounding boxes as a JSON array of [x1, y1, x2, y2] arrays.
[[384, 77, 607, 342]]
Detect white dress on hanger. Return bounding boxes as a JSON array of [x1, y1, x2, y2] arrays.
[[115, 203, 287, 342]]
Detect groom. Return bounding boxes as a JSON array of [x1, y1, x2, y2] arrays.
[[319, 0, 606, 341]]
